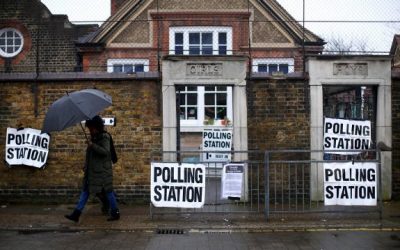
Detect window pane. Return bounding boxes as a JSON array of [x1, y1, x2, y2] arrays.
[[202, 33, 212, 44], [7, 38, 13, 45], [15, 38, 21, 45], [0, 46, 5, 51], [218, 32, 227, 44], [279, 64, 289, 74], [113, 64, 123, 72], [217, 86, 227, 91], [217, 107, 226, 119], [189, 46, 200, 55], [175, 45, 183, 55], [205, 107, 215, 119], [218, 46, 227, 55], [187, 107, 197, 119], [180, 107, 186, 119], [7, 47, 13, 53], [217, 93, 227, 105], [258, 64, 268, 72], [205, 93, 215, 105], [187, 86, 197, 91], [0, 33, 5, 38], [175, 32, 183, 44], [189, 33, 200, 44], [202, 46, 213, 55], [179, 94, 186, 105], [269, 64, 278, 73], [0, 39, 5, 46], [6, 31, 13, 37], [187, 94, 197, 105], [124, 65, 133, 73], [205, 86, 215, 91], [135, 64, 144, 72]]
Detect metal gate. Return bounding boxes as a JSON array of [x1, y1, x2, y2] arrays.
[[150, 150, 265, 218]]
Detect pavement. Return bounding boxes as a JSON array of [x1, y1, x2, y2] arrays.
[[1, 201, 400, 233]]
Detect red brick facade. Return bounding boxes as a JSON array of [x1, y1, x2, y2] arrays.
[[79, 0, 324, 73], [0, 0, 96, 73]]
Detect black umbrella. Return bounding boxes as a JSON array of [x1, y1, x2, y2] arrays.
[[42, 89, 112, 140]]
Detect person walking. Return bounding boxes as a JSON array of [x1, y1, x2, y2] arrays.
[[65, 115, 120, 222]]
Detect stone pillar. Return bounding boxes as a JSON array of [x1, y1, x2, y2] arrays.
[[308, 56, 392, 200]]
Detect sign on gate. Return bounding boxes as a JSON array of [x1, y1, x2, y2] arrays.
[[202, 129, 232, 162], [151, 163, 206, 208], [324, 162, 377, 206], [324, 117, 371, 155]]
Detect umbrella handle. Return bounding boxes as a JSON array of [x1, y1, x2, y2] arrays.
[[80, 122, 90, 143]]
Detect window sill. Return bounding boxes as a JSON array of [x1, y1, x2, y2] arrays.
[[180, 125, 233, 132]]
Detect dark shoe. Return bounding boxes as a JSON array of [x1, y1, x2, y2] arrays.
[[107, 209, 120, 221], [64, 209, 81, 222]]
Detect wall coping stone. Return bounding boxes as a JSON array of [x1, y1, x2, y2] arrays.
[[0, 72, 160, 82]]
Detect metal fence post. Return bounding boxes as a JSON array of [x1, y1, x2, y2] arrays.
[[264, 150, 270, 221], [378, 149, 383, 220]]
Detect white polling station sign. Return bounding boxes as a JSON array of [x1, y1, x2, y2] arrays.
[[151, 163, 206, 208], [324, 117, 371, 155], [202, 129, 232, 162], [324, 162, 377, 206], [5, 128, 50, 168]]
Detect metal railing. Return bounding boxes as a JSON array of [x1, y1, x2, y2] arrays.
[[265, 149, 382, 220], [149, 149, 382, 221], [149, 150, 265, 218]]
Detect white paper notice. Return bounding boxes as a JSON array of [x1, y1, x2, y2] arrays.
[[221, 164, 244, 199]]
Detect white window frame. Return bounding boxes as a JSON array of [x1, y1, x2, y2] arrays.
[[169, 27, 233, 55], [0, 28, 24, 58], [107, 59, 149, 73], [179, 86, 233, 128], [252, 58, 294, 73]]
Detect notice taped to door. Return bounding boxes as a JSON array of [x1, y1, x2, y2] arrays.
[[151, 163, 206, 208], [324, 162, 377, 206]]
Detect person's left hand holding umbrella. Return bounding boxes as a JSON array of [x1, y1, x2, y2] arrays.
[[42, 89, 112, 141]]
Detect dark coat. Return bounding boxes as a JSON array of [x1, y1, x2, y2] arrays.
[[84, 132, 113, 194]]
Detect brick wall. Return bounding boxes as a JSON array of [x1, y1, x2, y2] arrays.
[[247, 78, 310, 151], [246, 77, 311, 199], [0, 0, 95, 73], [0, 78, 162, 203], [392, 76, 400, 199]]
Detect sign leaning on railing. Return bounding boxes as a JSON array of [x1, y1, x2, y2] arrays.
[[324, 117, 371, 155], [151, 163, 206, 208], [324, 162, 377, 206], [5, 128, 50, 168]]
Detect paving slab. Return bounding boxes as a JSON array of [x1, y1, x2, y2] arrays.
[[0, 201, 399, 232]]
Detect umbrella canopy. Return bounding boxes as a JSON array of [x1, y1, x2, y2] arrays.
[[42, 89, 112, 134]]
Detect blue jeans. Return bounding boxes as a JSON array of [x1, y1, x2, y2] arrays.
[[76, 186, 118, 212]]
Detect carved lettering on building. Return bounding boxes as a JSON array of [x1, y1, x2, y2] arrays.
[[186, 63, 223, 77], [333, 63, 368, 76]]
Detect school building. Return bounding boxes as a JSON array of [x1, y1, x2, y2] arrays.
[[0, 0, 399, 203]]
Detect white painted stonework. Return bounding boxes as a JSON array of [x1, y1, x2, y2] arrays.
[[162, 56, 248, 162], [307, 56, 392, 200]]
